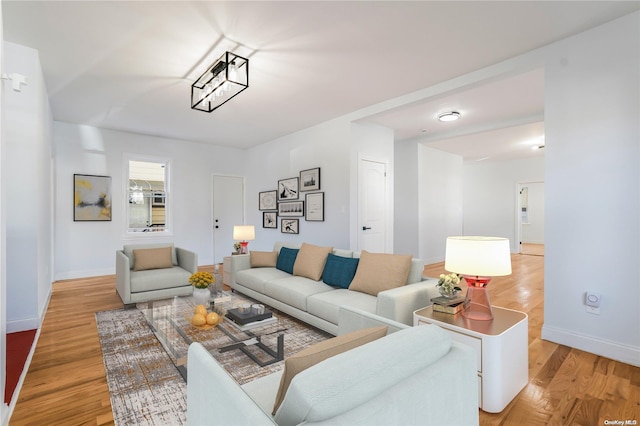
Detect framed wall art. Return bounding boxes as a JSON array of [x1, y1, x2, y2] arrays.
[[74, 174, 112, 221], [278, 200, 304, 217], [281, 218, 299, 234], [300, 167, 320, 192], [259, 190, 277, 210], [263, 211, 277, 229], [277, 177, 299, 201], [305, 192, 324, 221]]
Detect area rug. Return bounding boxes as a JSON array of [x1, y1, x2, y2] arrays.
[[96, 302, 331, 426]]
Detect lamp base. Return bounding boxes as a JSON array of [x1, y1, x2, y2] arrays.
[[461, 276, 493, 320], [239, 241, 249, 254]]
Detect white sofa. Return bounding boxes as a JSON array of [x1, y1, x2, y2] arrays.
[[115, 243, 198, 305], [228, 242, 440, 335], [187, 306, 479, 426]]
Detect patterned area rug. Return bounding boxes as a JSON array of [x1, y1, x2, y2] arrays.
[[96, 300, 331, 426]]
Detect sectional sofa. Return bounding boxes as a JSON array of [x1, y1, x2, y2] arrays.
[[228, 242, 440, 335]]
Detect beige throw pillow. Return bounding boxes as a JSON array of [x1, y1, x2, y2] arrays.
[[348, 250, 412, 296], [132, 247, 174, 271], [272, 326, 388, 414], [292, 243, 333, 281], [250, 250, 278, 267]]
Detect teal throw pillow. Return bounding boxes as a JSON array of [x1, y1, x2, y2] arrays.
[[276, 247, 299, 274], [322, 253, 359, 289]]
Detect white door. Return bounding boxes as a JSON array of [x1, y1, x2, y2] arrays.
[[358, 159, 388, 252], [212, 175, 245, 264]]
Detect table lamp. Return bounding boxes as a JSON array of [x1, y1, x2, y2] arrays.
[[233, 225, 255, 254], [444, 236, 512, 320]]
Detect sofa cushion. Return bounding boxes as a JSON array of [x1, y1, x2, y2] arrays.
[[264, 277, 334, 311], [349, 251, 412, 296], [322, 253, 359, 289], [132, 247, 174, 271], [293, 243, 333, 281], [250, 250, 278, 268], [307, 289, 377, 325], [124, 243, 178, 269], [272, 326, 388, 414], [235, 268, 291, 294], [276, 247, 299, 274], [129, 266, 192, 293], [274, 325, 451, 425]]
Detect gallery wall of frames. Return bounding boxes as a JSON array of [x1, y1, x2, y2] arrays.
[[258, 167, 324, 234]]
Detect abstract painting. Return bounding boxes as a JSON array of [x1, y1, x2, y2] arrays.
[[74, 174, 112, 221]]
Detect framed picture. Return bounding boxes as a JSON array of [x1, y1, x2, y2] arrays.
[[277, 177, 299, 201], [278, 200, 304, 217], [281, 218, 299, 234], [74, 174, 112, 221], [259, 190, 277, 210], [305, 192, 324, 221], [263, 211, 277, 228], [300, 167, 320, 192]]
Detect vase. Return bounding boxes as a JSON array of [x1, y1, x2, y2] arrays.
[[193, 287, 210, 306], [438, 287, 459, 299]]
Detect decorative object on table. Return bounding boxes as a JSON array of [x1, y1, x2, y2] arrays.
[[263, 211, 277, 228], [430, 295, 465, 315], [190, 271, 214, 306], [444, 236, 512, 320], [277, 177, 299, 201], [281, 218, 299, 234], [189, 303, 221, 328], [436, 272, 462, 298], [233, 242, 242, 254], [299, 167, 320, 192], [191, 51, 249, 113], [278, 200, 304, 217], [73, 174, 112, 221], [305, 192, 324, 221], [233, 225, 255, 254], [259, 190, 277, 210]]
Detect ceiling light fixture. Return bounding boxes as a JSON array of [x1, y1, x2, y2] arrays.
[[191, 51, 249, 113], [437, 111, 461, 122]]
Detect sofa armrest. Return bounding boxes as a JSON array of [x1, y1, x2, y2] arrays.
[[229, 254, 251, 286], [176, 247, 198, 274], [187, 343, 277, 426], [338, 306, 409, 336], [115, 250, 131, 304], [375, 278, 440, 325]]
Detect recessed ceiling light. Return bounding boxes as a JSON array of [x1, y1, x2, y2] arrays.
[[531, 145, 545, 150], [437, 111, 461, 122]]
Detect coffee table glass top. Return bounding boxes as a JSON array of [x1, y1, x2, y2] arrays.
[[137, 291, 287, 381]]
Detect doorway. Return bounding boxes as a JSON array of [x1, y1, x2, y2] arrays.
[[517, 181, 545, 256], [212, 175, 245, 264], [358, 158, 389, 252]]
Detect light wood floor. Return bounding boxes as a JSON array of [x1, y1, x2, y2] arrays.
[[10, 258, 640, 425]]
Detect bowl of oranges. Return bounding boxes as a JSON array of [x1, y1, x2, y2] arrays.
[[187, 304, 221, 329]]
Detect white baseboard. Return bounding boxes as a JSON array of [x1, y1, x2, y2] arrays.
[[54, 267, 114, 281], [542, 325, 640, 367]]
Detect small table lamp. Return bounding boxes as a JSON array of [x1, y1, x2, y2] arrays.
[[233, 225, 255, 254], [444, 236, 512, 320]]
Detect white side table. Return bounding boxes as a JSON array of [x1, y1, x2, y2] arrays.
[[222, 256, 232, 287], [413, 305, 528, 413]]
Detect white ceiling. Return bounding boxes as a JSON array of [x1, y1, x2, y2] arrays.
[[4, 1, 639, 162]]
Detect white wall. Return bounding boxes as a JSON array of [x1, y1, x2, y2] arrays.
[[542, 12, 640, 366], [394, 141, 420, 256], [419, 146, 464, 264], [0, 3, 6, 421], [53, 122, 246, 279], [3, 42, 53, 333], [463, 157, 545, 252], [521, 182, 544, 244]]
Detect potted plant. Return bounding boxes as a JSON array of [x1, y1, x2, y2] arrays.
[[437, 273, 462, 298], [233, 242, 242, 255], [190, 271, 214, 305]]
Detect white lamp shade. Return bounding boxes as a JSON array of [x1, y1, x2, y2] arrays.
[[444, 236, 512, 277], [233, 225, 255, 241]]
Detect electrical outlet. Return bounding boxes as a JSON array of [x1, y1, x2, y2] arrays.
[[586, 306, 600, 315]]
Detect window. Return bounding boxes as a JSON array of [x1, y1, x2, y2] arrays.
[[126, 157, 170, 234]]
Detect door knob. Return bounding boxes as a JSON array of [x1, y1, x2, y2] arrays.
[[362, 226, 372, 231]]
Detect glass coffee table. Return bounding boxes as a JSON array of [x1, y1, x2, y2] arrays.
[[137, 291, 287, 381]]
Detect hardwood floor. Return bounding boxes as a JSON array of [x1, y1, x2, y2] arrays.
[[10, 259, 639, 425]]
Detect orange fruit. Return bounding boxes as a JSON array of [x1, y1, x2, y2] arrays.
[[191, 313, 206, 326], [194, 305, 208, 316], [206, 312, 220, 326]]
